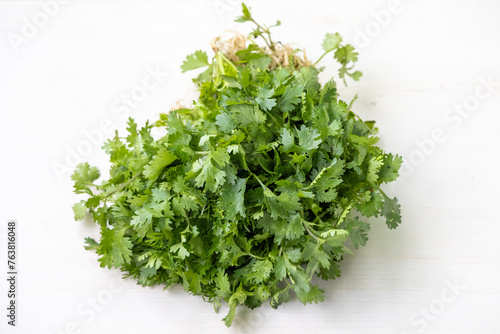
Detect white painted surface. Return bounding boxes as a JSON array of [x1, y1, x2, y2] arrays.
[[1, 1, 499, 333]]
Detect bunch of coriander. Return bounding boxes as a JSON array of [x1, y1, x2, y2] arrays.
[[72, 4, 402, 326]]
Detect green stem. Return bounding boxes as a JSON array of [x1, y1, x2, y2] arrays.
[[376, 186, 390, 199], [104, 171, 142, 199], [218, 51, 237, 72], [250, 172, 266, 188], [313, 49, 334, 66], [262, 108, 282, 128], [299, 210, 323, 241], [245, 252, 266, 260], [250, 19, 274, 50], [312, 209, 329, 225], [303, 221, 320, 241]]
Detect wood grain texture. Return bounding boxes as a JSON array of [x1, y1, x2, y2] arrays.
[[0, 1, 499, 333]]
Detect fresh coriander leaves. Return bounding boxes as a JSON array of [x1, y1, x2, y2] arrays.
[[72, 3, 402, 327]]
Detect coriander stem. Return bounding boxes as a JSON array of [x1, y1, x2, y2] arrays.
[[250, 172, 266, 188], [246, 252, 266, 260], [376, 186, 390, 199], [250, 19, 274, 50], [262, 108, 282, 128], [312, 209, 329, 224], [299, 210, 322, 241], [313, 49, 334, 67], [217, 51, 238, 72], [303, 221, 320, 241], [104, 171, 142, 199], [377, 186, 386, 196]]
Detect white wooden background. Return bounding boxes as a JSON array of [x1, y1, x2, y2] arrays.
[[1, 1, 499, 333]]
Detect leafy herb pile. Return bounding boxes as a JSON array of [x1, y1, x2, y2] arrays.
[[72, 4, 402, 327]]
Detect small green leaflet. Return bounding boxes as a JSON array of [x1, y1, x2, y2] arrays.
[[143, 147, 177, 181], [322, 32, 342, 51], [378, 153, 403, 183], [181, 50, 209, 72], [278, 84, 304, 112], [382, 195, 402, 229], [219, 177, 247, 220], [256, 87, 277, 111], [72, 201, 87, 220]]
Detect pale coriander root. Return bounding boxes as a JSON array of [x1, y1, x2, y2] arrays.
[[211, 31, 247, 62], [211, 31, 311, 69]]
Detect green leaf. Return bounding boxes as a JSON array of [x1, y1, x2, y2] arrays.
[[170, 242, 190, 259], [84, 237, 99, 250], [270, 287, 291, 309], [220, 177, 247, 220], [263, 187, 302, 220], [378, 154, 403, 183], [312, 105, 341, 139], [296, 125, 322, 151], [125, 117, 138, 147], [72, 162, 100, 194], [255, 87, 277, 111], [290, 267, 310, 293], [307, 158, 345, 190], [249, 56, 271, 70], [334, 44, 359, 64], [164, 112, 186, 135], [320, 228, 348, 240], [382, 195, 402, 229], [320, 79, 337, 104], [349, 70, 363, 81], [235, 2, 252, 23], [294, 67, 320, 91], [274, 256, 287, 281], [322, 32, 342, 51], [223, 285, 247, 327], [278, 84, 304, 112], [215, 112, 237, 133], [193, 157, 226, 191], [229, 104, 266, 128], [181, 50, 210, 72], [286, 248, 302, 263], [251, 259, 273, 283], [72, 162, 100, 185], [215, 269, 232, 298], [210, 147, 230, 168], [334, 44, 362, 84], [143, 147, 178, 181], [285, 214, 305, 240], [343, 217, 370, 249], [130, 208, 154, 235], [366, 156, 383, 185], [98, 227, 133, 268], [279, 127, 297, 153], [73, 201, 87, 220], [357, 191, 384, 217]]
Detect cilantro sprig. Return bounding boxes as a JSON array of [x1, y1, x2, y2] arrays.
[[72, 4, 402, 327]]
